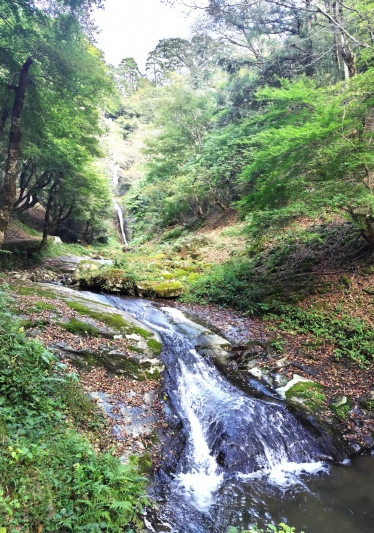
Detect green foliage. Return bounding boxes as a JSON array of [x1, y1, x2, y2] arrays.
[[184, 222, 374, 365], [0, 290, 147, 531]]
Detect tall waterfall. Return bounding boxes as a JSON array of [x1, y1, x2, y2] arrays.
[[111, 165, 128, 245]]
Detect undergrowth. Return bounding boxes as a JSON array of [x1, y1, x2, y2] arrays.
[[0, 289, 147, 532], [184, 222, 374, 366]]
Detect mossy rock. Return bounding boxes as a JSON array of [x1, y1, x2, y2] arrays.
[[66, 301, 151, 338], [329, 396, 352, 419], [59, 318, 101, 337], [78, 267, 137, 295], [73, 260, 103, 281], [285, 381, 325, 412], [136, 280, 184, 298]]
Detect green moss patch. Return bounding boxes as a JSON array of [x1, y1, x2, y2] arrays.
[[34, 301, 55, 311], [59, 318, 100, 337], [65, 301, 151, 338], [17, 286, 57, 299], [137, 452, 153, 475], [286, 381, 325, 411], [147, 339, 162, 355]]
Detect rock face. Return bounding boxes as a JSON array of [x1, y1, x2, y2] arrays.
[[161, 307, 232, 363], [73, 261, 185, 299]]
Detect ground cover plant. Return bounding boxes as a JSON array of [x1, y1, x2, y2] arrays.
[[183, 220, 374, 366], [0, 289, 148, 532]]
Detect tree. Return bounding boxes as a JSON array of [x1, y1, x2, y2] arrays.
[[167, 0, 374, 80], [116, 58, 143, 95], [0, 0, 113, 247], [146, 35, 226, 86]]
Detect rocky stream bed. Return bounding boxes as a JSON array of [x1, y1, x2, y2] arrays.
[[4, 256, 374, 532]]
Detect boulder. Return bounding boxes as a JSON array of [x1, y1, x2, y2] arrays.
[[136, 280, 184, 298], [72, 259, 103, 280], [77, 267, 137, 294]]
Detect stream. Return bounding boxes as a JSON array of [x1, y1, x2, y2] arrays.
[[86, 292, 374, 533]]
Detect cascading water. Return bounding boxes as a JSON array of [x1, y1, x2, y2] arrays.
[[114, 199, 128, 245], [111, 165, 128, 245], [88, 293, 347, 532]]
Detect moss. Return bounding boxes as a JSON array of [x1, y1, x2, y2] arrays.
[[137, 452, 153, 475], [173, 268, 189, 278], [330, 397, 352, 419], [286, 381, 325, 411], [187, 273, 200, 282], [161, 273, 174, 280], [59, 318, 100, 337], [129, 346, 145, 354], [17, 286, 57, 299], [19, 318, 49, 329], [138, 280, 184, 298], [66, 301, 151, 338], [147, 339, 162, 355], [34, 301, 55, 311]]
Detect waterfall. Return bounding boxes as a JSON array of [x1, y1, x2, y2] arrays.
[[86, 293, 345, 532], [111, 164, 128, 245], [114, 200, 128, 245]]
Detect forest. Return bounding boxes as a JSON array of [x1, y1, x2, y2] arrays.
[[1, 0, 374, 531]]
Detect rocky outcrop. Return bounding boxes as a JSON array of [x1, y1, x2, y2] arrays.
[[136, 280, 184, 298], [73, 261, 185, 298]]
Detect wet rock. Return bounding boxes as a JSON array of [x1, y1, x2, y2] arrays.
[[273, 373, 289, 388], [248, 367, 262, 379]]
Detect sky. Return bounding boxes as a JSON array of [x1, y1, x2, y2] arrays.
[[92, 0, 195, 71]]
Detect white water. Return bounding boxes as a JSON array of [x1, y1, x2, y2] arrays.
[[114, 199, 128, 245], [111, 165, 128, 245], [84, 294, 344, 530]]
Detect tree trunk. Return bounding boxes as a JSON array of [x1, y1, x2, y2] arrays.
[[35, 182, 57, 252], [0, 57, 33, 247], [361, 217, 374, 247]]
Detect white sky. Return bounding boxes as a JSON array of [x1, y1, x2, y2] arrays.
[[92, 0, 194, 72]]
